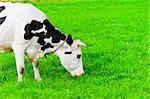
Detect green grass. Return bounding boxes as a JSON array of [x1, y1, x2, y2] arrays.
[[0, 0, 149, 98]]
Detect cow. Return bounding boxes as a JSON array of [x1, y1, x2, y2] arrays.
[[0, 2, 86, 81]]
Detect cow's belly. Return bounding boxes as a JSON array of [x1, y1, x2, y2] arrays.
[[0, 34, 13, 53], [0, 46, 12, 53], [0, 26, 15, 51]]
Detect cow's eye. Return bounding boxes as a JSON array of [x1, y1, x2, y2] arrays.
[[77, 54, 81, 59], [64, 51, 72, 54]]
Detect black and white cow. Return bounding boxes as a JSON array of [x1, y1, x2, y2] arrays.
[[0, 2, 86, 81]]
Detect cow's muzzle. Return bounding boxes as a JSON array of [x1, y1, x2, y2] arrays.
[[71, 70, 84, 77]]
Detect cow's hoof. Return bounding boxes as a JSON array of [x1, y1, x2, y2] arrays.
[[16, 80, 22, 85], [35, 77, 42, 82], [17, 78, 23, 82], [17, 80, 22, 82]]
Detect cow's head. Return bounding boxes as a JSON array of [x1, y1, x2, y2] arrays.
[[55, 35, 86, 77]]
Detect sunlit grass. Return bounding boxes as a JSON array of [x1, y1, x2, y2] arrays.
[[0, 0, 149, 98]]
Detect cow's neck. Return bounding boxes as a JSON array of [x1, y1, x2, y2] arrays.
[[25, 38, 66, 61], [24, 19, 72, 61]]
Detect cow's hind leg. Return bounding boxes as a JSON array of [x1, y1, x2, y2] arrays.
[[32, 61, 41, 81], [12, 44, 25, 81]]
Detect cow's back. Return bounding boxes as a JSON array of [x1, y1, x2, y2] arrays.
[[0, 2, 46, 49]]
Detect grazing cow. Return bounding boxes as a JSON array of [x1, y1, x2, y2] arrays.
[[0, 2, 86, 81]]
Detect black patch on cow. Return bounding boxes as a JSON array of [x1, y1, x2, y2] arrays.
[[31, 20, 43, 30], [0, 16, 6, 25], [24, 24, 34, 40], [66, 34, 73, 46], [43, 19, 55, 32], [43, 19, 66, 43], [24, 19, 74, 51], [0, 6, 5, 13], [0, 6, 6, 25], [41, 43, 54, 51], [34, 32, 46, 45], [65, 51, 72, 54]]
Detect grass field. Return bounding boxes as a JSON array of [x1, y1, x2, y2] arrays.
[[0, 0, 149, 98]]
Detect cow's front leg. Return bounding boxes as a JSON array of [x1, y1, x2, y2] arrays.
[[12, 44, 25, 81], [32, 61, 41, 81]]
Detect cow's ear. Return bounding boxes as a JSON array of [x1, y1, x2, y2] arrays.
[[66, 34, 73, 46], [76, 39, 86, 48], [72, 39, 86, 49]]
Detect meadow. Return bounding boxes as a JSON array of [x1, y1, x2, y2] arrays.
[[0, 0, 149, 98]]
